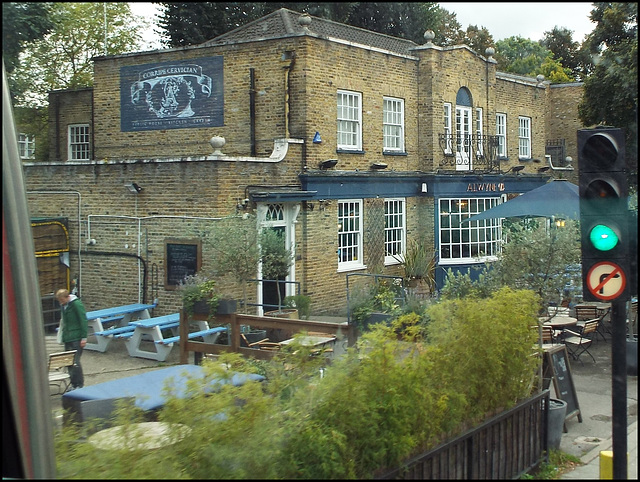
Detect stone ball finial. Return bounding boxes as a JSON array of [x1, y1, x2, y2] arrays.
[[485, 47, 495, 58], [536, 74, 545, 83], [299, 14, 311, 27], [209, 136, 225, 155], [424, 30, 435, 45]]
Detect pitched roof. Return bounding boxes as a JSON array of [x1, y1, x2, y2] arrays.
[[200, 8, 418, 56]]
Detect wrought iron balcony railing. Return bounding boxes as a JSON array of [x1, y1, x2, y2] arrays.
[[438, 134, 500, 172]]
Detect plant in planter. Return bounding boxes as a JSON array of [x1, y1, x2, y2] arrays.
[[394, 239, 437, 294], [284, 294, 311, 320], [178, 273, 219, 316], [259, 228, 294, 316]]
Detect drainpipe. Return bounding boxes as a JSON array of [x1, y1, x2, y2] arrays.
[[250, 68, 256, 157]]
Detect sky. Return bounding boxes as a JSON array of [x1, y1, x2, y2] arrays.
[[439, 2, 596, 42], [129, 2, 597, 49]]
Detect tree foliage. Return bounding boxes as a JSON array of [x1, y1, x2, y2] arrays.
[[441, 219, 581, 312], [578, 2, 638, 176], [155, 2, 456, 47], [10, 2, 141, 107], [2, 2, 54, 102]]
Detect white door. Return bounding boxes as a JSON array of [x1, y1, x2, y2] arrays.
[[456, 106, 472, 171]]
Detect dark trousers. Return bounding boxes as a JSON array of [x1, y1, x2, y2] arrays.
[[64, 340, 84, 388]]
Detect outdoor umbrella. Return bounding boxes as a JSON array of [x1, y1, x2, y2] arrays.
[[464, 179, 579, 223]]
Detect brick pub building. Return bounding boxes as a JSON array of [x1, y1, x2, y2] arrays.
[[23, 8, 584, 316]]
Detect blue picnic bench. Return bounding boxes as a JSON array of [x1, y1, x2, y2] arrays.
[[85, 302, 157, 352], [123, 314, 226, 362]]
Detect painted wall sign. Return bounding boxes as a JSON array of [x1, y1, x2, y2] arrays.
[[467, 182, 506, 192], [120, 56, 224, 131]]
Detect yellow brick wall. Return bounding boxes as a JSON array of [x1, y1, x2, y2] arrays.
[[25, 34, 584, 315]]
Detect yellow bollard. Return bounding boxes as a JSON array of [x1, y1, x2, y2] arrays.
[[599, 450, 628, 479]]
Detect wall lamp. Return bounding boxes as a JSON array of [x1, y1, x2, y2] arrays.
[[124, 182, 142, 194], [546, 154, 574, 171], [370, 162, 388, 170], [537, 166, 550, 173], [319, 159, 338, 169]]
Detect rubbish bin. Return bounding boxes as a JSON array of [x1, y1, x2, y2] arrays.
[[546, 398, 567, 451]]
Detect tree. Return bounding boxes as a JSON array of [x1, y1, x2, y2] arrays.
[[156, 2, 457, 48], [494, 36, 554, 76], [201, 215, 261, 313], [259, 228, 294, 313], [540, 26, 583, 80], [578, 2, 638, 179], [2, 2, 54, 103], [12, 2, 141, 107], [441, 219, 581, 312]]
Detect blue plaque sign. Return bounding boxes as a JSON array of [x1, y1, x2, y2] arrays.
[[120, 56, 223, 131]]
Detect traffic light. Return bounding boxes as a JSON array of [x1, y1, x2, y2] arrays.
[[578, 127, 629, 302]]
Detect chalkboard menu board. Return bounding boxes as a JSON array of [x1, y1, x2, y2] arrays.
[[165, 239, 202, 290], [543, 345, 582, 423]]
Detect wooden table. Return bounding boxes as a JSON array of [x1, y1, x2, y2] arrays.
[[88, 422, 191, 451], [279, 335, 336, 349]]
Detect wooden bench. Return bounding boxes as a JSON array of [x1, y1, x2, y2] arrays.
[[115, 322, 180, 339], [85, 302, 157, 352], [123, 313, 198, 362], [158, 326, 227, 346]]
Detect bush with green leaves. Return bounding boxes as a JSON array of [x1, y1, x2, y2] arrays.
[[178, 273, 219, 316], [55, 286, 541, 479], [440, 219, 581, 312]]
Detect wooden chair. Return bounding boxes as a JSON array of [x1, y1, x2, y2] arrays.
[[575, 305, 607, 342], [563, 320, 598, 364], [48, 350, 77, 395], [541, 326, 559, 345]]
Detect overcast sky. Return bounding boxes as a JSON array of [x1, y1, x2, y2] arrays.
[[130, 2, 597, 49], [440, 2, 596, 42]]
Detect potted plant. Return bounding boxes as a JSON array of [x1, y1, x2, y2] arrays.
[[178, 273, 219, 316], [394, 239, 437, 295], [284, 294, 311, 320], [260, 229, 295, 318]]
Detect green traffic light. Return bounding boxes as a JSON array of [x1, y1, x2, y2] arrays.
[[589, 224, 619, 251]]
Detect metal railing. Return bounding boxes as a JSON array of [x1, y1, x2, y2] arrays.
[[438, 134, 500, 172], [376, 389, 549, 479]]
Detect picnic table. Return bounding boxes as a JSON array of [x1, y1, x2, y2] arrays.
[[85, 302, 157, 352], [123, 314, 214, 362]]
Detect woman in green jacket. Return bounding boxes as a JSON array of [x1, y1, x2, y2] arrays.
[[56, 288, 88, 389]]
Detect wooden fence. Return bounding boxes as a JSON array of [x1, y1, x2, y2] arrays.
[[179, 310, 355, 363]]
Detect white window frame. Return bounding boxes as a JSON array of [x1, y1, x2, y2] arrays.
[[496, 113, 507, 158], [337, 90, 362, 151], [443, 103, 453, 154], [384, 198, 406, 265], [475, 107, 484, 157], [68, 124, 91, 161], [18, 133, 35, 159], [383, 97, 404, 152], [438, 197, 503, 264], [337, 199, 364, 271], [455, 106, 472, 170], [518, 116, 531, 160]]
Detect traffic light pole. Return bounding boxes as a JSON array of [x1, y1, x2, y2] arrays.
[[611, 300, 628, 479]]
